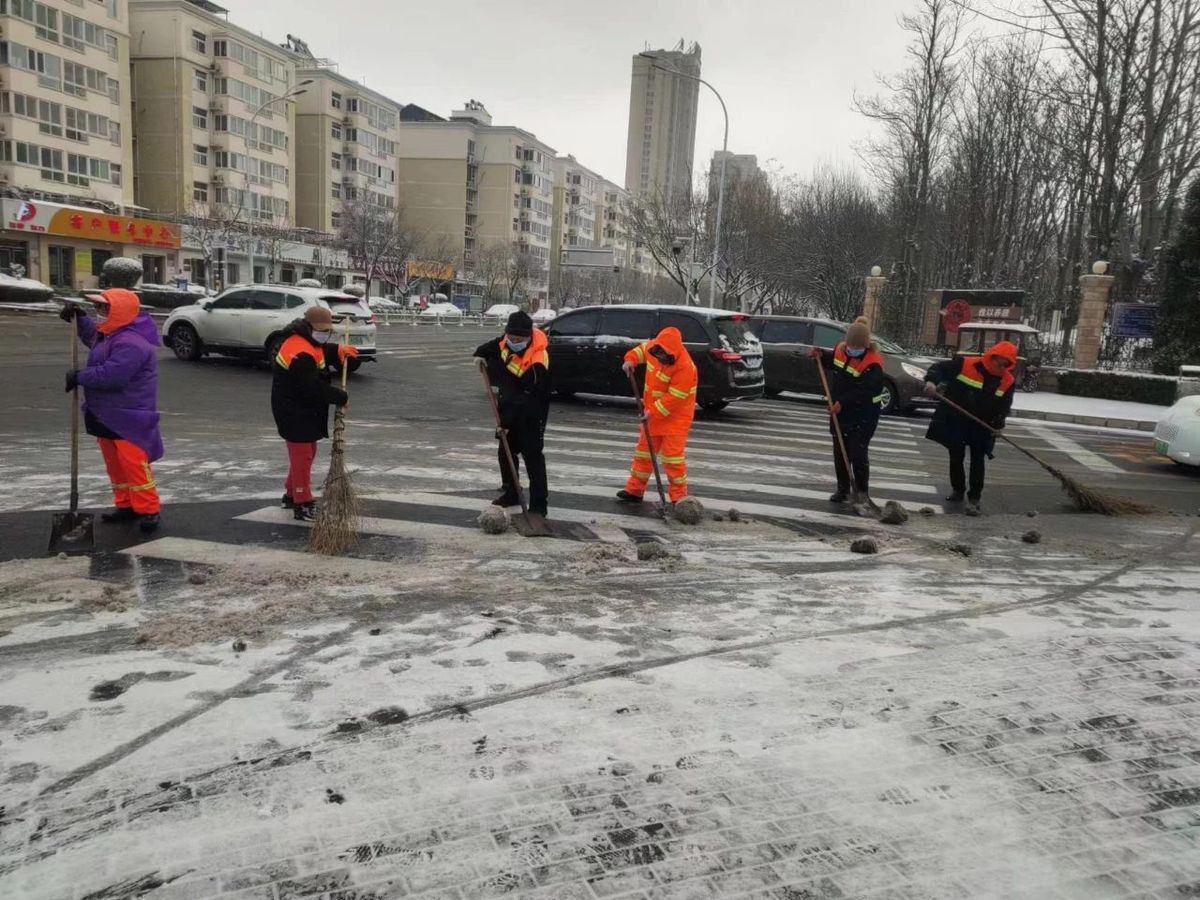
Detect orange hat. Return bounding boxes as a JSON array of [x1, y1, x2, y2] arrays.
[[96, 288, 140, 334]]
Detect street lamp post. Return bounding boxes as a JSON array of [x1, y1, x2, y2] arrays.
[[243, 80, 311, 284], [639, 53, 728, 310]]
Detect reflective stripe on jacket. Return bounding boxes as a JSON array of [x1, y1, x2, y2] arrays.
[[624, 327, 697, 435]]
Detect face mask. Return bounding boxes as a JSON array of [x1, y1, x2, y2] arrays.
[[311, 330, 332, 344], [845, 346, 866, 358], [507, 338, 529, 352]]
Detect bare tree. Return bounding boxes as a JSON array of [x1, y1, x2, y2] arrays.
[[336, 199, 421, 294], [180, 201, 241, 289], [628, 187, 713, 303]]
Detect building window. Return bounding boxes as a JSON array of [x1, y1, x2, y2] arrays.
[[331, 122, 341, 140], [193, 181, 208, 202], [192, 31, 207, 54], [111, 163, 121, 186], [331, 152, 341, 170], [193, 144, 208, 165], [194, 69, 208, 93], [213, 40, 227, 57], [331, 182, 341, 200], [331, 92, 342, 110], [48, 245, 74, 288], [192, 106, 208, 130]]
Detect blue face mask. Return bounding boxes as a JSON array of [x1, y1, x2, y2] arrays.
[[507, 338, 529, 352], [845, 346, 866, 358]]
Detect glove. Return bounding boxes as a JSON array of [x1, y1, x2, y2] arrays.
[[992, 420, 1005, 431], [494, 427, 509, 440], [337, 345, 359, 363], [65, 369, 79, 392], [59, 304, 83, 323], [830, 400, 842, 415], [923, 381, 943, 398], [808, 346, 823, 360]]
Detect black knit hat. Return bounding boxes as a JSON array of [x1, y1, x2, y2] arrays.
[[506, 310, 533, 337]]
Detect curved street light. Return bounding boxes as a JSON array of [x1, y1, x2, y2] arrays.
[[639, 53, 728, 309]]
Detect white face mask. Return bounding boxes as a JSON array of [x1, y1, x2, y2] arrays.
[[311, 330, 332, 344]]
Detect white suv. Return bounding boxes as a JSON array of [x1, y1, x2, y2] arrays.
[[163, 285, 377, 372]]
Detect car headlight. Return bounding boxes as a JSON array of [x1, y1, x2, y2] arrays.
[[901, 362, 928, 379]]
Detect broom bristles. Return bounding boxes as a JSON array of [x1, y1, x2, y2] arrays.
[[1039, 458, 1156, 516], [309, 409, 360, 555]]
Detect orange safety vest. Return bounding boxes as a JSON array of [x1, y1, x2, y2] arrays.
[[275, 333, 326, 371], [498, 328, 549, 377], [625, 328, 698, 435], [832, 342, 885, 405], [956, 356, 1015, 397]]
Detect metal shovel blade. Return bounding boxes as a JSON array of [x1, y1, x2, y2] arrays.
[[49, 510, 95, 554], [510, 511, 553, 538]]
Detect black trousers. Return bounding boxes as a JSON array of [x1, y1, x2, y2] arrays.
[[948, 442, 987, 500], [832, 417, 877, 493], [499, 417, 548, 510]]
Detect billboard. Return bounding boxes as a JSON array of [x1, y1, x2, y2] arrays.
[[561, 247, 615, 269], [2, 200, 181, 249], [407, 259, 456, 282], [923, 289, 1027, 345], [1110, 303, 1157, 339]]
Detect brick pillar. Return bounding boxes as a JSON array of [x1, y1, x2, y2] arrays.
[[1074, 262, 1115, 370], [861, 266, 886, 331]]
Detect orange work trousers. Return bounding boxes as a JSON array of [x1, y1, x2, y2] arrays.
[[97, 438, 160, 514], [625, 430, 689, 502]]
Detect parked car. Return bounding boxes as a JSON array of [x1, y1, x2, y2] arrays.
[[545, 304, 764, 410], [1153, 395, 1200, 467], [368, 296, 403, 313], [0, 273, 54, 304], [748, 315, 935, 414], [419, 301, 463, 318], [162, 284, 377, 372], [532, 308, 558, 324], [484, 303, 521, 320]]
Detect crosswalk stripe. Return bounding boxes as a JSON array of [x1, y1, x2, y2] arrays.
[[362, 490, 669, 533], [685, 419, 919, 450], [1024, 425, 1125, 474]]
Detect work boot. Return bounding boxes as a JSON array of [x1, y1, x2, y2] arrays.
[[280, 493, 296, 509], [492, 490, 520, 508], [964, 501, 981, 517], [615, 490, 643, 503], [294, 502, 317, 522], [139, 514, 161, 533], [529, 503, 548, 517], [101, 506, 138, 523], [945, 491, 965, 503], [829, 490, 849, 503]]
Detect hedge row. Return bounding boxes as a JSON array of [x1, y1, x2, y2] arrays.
[[1055, 369, 1177, 406]]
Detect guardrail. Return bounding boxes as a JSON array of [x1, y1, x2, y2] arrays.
[[371, 310, 509, 329]]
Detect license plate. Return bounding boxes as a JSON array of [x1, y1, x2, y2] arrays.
[[349, 334, 369, 347], [743, 356, 763, 370], [1154, 440, 1169, 455]]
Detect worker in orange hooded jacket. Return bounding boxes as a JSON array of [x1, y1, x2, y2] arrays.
[[617, 326, 698, 506]]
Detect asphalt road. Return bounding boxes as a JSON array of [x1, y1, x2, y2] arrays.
[[1, 310, 1196, 563]]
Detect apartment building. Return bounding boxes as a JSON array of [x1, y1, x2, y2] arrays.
[[625, 41, 700, 203], [395, 101, 556, 304], [128, 0, 297, 284], [281, 35, 400, 235], [0, 0, 156, 288]]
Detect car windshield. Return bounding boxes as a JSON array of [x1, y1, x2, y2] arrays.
[[873, 335, 907, 354], [715, 317, 759, 351]]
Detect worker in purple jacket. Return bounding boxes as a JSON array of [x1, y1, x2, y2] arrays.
[[61, 288, 164, 532]]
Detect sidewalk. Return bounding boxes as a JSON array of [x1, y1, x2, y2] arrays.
[[1011, 391, 1167, 432]]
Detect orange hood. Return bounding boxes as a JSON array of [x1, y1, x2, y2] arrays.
[[653, 326, 685, 360], [97, 288, 140, 335], [983, 340, 1018, 376]]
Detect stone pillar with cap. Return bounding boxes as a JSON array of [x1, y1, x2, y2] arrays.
[[1073, 261, 1115, 370], [861, 266, 886, 331]]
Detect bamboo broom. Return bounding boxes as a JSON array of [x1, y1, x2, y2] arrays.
[[309, 320, 360, 554]]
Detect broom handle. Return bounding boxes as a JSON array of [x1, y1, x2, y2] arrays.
[[627, 369, 668, 507], [69, 315, 80, 515], [935, 392, 1048, 469], [340, 319, 350, 390], [813, 353, 859, 502], [480, 366, 530, 518]]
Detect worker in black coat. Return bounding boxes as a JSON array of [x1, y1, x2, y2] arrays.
[[271, 305, 352, 520], [473, 310, 551, 516], [923, 340, 1017, 516], [809, 316, 885, 504]]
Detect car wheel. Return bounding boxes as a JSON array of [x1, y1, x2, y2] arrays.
[[347, 358, 362, 374], [701, 400, 729, 412], [879, 378, 900, 415], [170, 323, 203, 361]]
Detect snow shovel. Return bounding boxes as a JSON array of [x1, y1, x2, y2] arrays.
[[814, 355, 878, 519], [479, 366, 551, 537], [50, 312, 95, 554], [626, 370, 669, 519]]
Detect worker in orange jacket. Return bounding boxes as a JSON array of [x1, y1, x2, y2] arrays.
[[616, 326, 698, 505]]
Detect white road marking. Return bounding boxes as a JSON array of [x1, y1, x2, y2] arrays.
[[1026, 425, 1124, 474]]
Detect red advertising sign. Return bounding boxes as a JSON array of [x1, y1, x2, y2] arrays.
[[942, 298, 972, 334]]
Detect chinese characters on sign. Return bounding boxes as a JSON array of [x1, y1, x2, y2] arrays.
[[1, 200, 181, 249]]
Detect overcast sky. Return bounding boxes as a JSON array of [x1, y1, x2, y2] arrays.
[[223, 0, 919, 188]]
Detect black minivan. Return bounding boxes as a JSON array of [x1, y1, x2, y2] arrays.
[[545, 304, 764, 410]]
